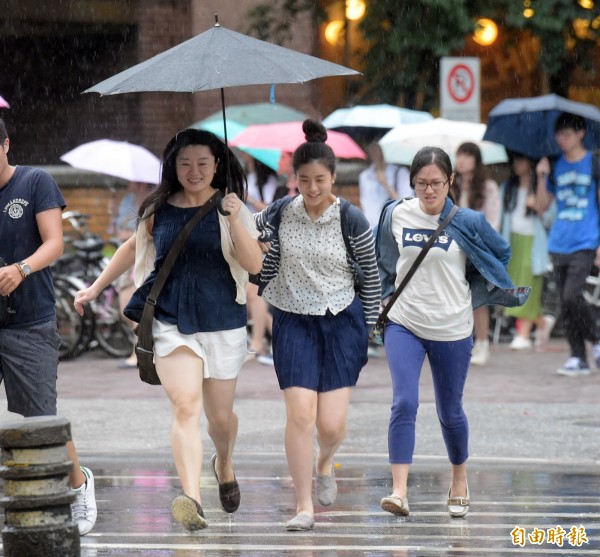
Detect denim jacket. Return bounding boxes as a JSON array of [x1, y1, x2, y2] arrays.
[[376, 197, 530, 309]]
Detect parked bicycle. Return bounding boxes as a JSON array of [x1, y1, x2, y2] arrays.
[[54, 211, 134, 360]]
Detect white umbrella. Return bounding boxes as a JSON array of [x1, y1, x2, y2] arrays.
[[323, 104, 432, 130], [0, 95, 10, 109], [379, 118, 508, 166], [60, 139, 162, 184]]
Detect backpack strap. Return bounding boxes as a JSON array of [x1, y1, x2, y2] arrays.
[[340, 199, 353, 257]]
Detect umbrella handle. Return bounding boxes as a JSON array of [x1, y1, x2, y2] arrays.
[[218, 199, 230, 216]]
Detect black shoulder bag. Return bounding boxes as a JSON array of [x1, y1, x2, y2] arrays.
[[136, 191, 222, 385], [373, 205, 459, 344]]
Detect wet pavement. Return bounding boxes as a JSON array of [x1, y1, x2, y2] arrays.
[[1, 338, 599, 555]]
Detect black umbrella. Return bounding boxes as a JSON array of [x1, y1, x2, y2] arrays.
[[483, 94, 600, 159]]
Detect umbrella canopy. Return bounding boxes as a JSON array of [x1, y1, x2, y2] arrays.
[[196, 118, 281, 171], [379, 118, 508, 166], [230, 121, 366, 159], [483, 94, 600, 158], [84, 23, 358, 96], [0, 95, 9, 109], [322, 104, 433, 141], [83, 19, 359, 198], [197, 102, 308, 127], [60, 139, 162, 184], [195, 105, 309, 172]]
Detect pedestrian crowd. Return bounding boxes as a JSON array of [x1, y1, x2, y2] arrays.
[[1, 108, 598, 535]]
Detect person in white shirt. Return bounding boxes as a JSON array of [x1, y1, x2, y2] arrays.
[[359, 140, 411, 230]]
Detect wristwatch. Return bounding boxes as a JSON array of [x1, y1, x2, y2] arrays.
[[15, 261, 32, 279]]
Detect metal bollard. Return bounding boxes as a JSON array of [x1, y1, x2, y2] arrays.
[[0, 416, 80, 557]]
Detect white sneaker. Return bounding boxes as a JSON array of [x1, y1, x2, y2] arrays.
[[510, 335, 532, 350], [557, 357, 590, 377], [470, 339, 489, 366], [72, 466, 97, 536]]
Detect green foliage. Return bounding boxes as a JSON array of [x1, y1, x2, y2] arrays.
[[244, 0, 325, 44], [245, 0, 600, 107], [503, 0, 600, 94], [358, 0, 477, 108]]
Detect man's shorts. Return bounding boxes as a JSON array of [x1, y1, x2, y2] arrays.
[[0, 319, 61, 417]]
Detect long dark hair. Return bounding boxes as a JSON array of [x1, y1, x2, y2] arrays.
[[139, 129, 247, 219], [254, 158, 278, 202], [503, 153, 537, 213], [455, 142, 487, 210], [292, 119, 336, 174], [409, 146, 459, 203]]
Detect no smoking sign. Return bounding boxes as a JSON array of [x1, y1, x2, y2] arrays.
[[440, 57, 480, 122]]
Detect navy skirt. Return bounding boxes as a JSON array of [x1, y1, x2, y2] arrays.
[[271, 296, 369, 392]]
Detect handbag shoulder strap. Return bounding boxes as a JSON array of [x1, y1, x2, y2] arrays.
[[146, 190, 223, 305], [379, 205, 459, 323]]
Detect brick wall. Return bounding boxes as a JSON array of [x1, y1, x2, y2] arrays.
[[44, 166, 128, 243]]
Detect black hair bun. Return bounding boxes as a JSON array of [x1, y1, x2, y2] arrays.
[[302, 119, 328, 143]]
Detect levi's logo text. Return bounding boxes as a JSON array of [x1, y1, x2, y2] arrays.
[[403, 228, 452, 251]]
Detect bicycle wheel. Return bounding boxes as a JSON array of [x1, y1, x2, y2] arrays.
[[54, 275, 95, 359], [55, 283, 86, 360], [94, 286, 135, 358]]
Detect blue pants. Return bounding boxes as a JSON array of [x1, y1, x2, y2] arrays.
[[385, 323, 472, 465]]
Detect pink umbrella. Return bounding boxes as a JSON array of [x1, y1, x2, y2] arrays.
[[0, 95, 10, 109], [230, 121, 366, 159]]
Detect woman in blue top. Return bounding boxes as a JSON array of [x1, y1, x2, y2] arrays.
[[254, 120, 380, 532], [74, 129, 262, 531], [376, 146, 528, 519]]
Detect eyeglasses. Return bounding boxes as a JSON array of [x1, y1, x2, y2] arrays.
[[413, 179, 448, 191]]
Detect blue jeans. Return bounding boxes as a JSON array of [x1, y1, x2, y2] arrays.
[[385, 323, 472, 465]]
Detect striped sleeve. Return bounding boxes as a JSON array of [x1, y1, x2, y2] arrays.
[[346, 206, 381, 327]]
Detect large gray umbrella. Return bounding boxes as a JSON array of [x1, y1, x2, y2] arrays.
[[85, 18, 359, 204], [85, 22, 358, 94], [84, 18, 359, 143]]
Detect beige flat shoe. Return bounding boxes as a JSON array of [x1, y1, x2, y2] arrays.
[[447, 483, 470, 518], [380, 494, 409, 516]]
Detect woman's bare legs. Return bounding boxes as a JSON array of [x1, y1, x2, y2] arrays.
[[450, 462, 468, 497], [156, 347, 204, 503], [315, 388, 351, 476], [203, 377, 238, 483], [283, 387, 318, 516], [389, 463, 410, 498]]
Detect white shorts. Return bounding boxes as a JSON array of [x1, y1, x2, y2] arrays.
[[152, 320, 247, 380]]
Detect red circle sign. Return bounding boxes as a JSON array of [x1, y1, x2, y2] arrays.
[[447, 64, 475, 104]]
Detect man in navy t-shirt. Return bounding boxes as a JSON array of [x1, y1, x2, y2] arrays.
[[536, 112, 600, 376], [0, 117, 97, 535]]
